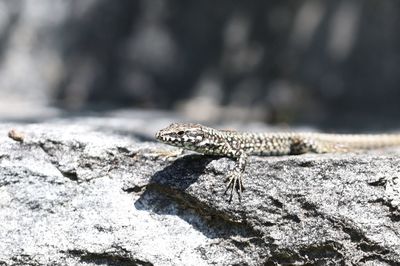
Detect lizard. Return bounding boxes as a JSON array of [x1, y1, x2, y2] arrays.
[[155, 123, 400, 201]]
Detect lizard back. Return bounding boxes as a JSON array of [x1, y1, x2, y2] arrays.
[[155, 123, 400, 157]]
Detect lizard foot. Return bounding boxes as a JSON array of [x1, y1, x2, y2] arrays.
[[224, 170, 244, 202]]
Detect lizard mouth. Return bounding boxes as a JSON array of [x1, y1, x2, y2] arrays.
[[155, 131, 162, 140], [155, 131, 184, 146], [155, 132, 170, 142], [155, 131, 204, 149]]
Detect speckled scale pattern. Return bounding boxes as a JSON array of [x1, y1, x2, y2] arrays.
[[155, 123, 400, 200]]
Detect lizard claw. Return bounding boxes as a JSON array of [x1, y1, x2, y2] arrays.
[[224, 170, 244, 202]]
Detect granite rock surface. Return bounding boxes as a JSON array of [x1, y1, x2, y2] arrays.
[[0, 116, 400, 265]]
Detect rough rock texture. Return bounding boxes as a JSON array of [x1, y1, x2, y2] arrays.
[[1, 116, 400, 265]]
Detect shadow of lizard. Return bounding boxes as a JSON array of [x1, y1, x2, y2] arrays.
[[132, 154, 264, 242], [138, 153, 216, 195]]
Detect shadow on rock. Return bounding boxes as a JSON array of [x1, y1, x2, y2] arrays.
[[131, 154, 255, 240], [144, 154, 216, 190]]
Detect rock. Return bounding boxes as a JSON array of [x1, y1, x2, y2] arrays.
[[1, 116, 400, 265]]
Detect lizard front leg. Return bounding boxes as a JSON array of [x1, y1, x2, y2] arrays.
[[224, 152, 248, 201]]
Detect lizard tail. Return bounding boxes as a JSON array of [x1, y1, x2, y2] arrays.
[[317, 133, 400, 151]]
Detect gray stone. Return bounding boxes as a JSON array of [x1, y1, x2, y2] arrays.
[[1, 117, 400, 265]]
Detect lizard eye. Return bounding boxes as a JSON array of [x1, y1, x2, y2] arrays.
[[177, 131, 184, 136]]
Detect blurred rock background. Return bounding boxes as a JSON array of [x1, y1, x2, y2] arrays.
[[0, 0, 399, 130]]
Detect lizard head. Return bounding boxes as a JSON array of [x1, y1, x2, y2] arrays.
[[155, 123, 222, 153]]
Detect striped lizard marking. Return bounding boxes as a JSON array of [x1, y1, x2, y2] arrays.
[[155, 123, 400, 201]]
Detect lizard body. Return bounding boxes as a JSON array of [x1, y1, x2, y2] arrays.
[[155, 123, 400, 200]]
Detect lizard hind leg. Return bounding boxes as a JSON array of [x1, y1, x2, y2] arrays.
[[290, 135, 349, 154], [289, 136, 316, 154]]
